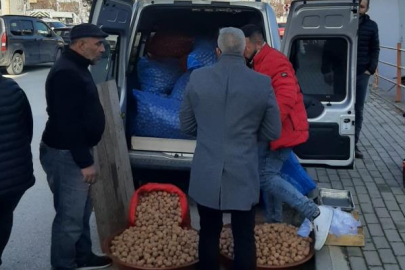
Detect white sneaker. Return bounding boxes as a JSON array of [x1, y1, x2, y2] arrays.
[[314, 206, 333, 250]]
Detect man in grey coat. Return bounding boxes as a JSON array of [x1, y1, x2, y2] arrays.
[[180, 27, 281, 270]]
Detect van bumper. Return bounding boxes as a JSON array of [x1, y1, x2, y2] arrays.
[[129, 150, 192, 170]]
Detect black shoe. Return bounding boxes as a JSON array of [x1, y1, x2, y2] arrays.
[[355, 146, 364, 159], [76, 254, 112, 270]]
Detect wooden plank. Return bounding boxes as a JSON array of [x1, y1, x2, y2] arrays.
[[325, 211, 365, 247], [131, 136, 196, 153], [92, 81, 135, 250]]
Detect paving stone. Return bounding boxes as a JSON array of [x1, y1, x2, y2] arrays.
[[386, 200, 401, 211], [376, 208, 390, 218], [394, 221, 405, 232], [378, 249, 397, 264], [373, 198, 386, 208], [331, 181, 343, 189], [365, 213, 379, 224], [359, 194, 372, 203], [347, 247, 363, 257], [397, 256, 405, 270], [342, 178, 354, 187], [329, 174, 341, 181], [364, 251, 382, 266], [369, 267, 383, 270], [361, 203, 376, 214], [318, 176, 330, 183], [375, 178, 387, 184], [391, 211, 405, 222], [349, 257, 367, 270], [382, 193, 396, 201], [383, 264, 400, 270], [385, 230, 402, 242], [317, 183, 332, 189], [390, 242, 405, 256], [363, 241, 376, 251], [395, 195, 405, 204], [380, 218, 396, 230], [373, 236, 390, 249], [368, 224, 384, 236]]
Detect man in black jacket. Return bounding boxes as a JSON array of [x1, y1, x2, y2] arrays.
[[0, 74, 34, 266], [355, 0, 380, 159], [40, 24, 111, 270]]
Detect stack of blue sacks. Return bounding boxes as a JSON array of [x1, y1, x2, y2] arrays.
[[131, 37, 217, 139]]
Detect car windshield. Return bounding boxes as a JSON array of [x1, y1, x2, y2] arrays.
[[54, 29, 70, 37], [50, 21, 66, 28]]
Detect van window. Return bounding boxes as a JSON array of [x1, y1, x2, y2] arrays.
[[35, 21, 51, 37], [21, 20, 34, 35], [91, 35, 119, 85], [289, 38, 348, 102], [10, 20, 22, 36]]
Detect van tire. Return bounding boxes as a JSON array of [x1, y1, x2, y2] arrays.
[[55, 48, 62, 62], [6, 53, 24, 75]]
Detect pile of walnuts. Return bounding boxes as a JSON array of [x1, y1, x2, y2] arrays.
[[220, 223, 312, 267], [110, 191, 199, 268]]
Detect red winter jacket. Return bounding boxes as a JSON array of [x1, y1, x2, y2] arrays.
[[253, 44, 309, 150]]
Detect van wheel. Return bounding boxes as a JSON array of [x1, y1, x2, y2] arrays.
[[6, 53, 24, 75], [55, 48, 62, 62]]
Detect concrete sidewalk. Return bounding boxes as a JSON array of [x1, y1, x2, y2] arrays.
[[308, 92, 405, 270]]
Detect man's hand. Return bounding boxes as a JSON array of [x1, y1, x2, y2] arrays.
[[81, 165, 97, 184], [365, 70, 371, 75]]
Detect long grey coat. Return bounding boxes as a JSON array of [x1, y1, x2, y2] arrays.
[[180, 54, 281, 211]]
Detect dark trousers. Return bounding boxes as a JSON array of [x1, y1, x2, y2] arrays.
[[0, 192, 24, 266], [355, 73, 371, 145], [197, 204, 256, 270]]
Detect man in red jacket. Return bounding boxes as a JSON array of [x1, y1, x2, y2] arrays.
[[242, 25, 332, 250]]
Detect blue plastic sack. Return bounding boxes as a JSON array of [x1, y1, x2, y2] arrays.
[[170, 72, 191, 102], [137, 57, 182, 96], [187, 38, 217, 70], [297, 218, 312, 237], [281, 152, 316, 195], [131, 89, 189, 139]]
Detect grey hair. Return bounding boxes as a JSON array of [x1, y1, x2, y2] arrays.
[[217, 27, 246, 55]]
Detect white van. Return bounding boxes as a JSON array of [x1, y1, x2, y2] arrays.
[[89, 0, 360, 171]]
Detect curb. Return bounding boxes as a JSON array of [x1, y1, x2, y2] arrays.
[[316, 246, 350, 270]]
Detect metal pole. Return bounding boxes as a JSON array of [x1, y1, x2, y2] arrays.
[[396, 42, 402, 102]]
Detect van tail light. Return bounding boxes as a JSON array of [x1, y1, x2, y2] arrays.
[[1, 33, 7, 52]]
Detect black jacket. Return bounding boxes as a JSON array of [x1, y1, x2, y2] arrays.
[[357, 14, 380, 75], [0, 75, 34, 197], [42, 48, 105, 168]]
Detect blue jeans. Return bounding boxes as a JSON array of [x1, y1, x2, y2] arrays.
[[259, 146, 319, 223], [40, 143, 93, 270], [355, 73, 371, 145]]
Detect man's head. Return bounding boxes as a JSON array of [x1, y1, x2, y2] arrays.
[[241, 24, 265, 61], [216, 27, 246, 57], [69, 23, 108, 65], [359, 0, 369, 15]]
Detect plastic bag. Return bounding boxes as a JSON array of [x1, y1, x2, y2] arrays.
[[329, 208, 361, 237], [128, 183, 191, 228], [297, 218, 313, 237], [131, 89, 189, 139], [137, 57, 182, 96], [170, 72, 191, 102], [281, 151, 317, 195], [187, 38, 217, 70]]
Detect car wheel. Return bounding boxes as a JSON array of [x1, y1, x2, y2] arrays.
[[55, 48, 62, 62], [6, 53, 24, 75]]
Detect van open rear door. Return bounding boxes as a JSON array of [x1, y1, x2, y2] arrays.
[[282, 0, 359, 168], [89, 0, 135, 114]]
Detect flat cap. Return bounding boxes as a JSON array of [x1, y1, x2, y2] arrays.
[[70, 23, 108, 40]]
